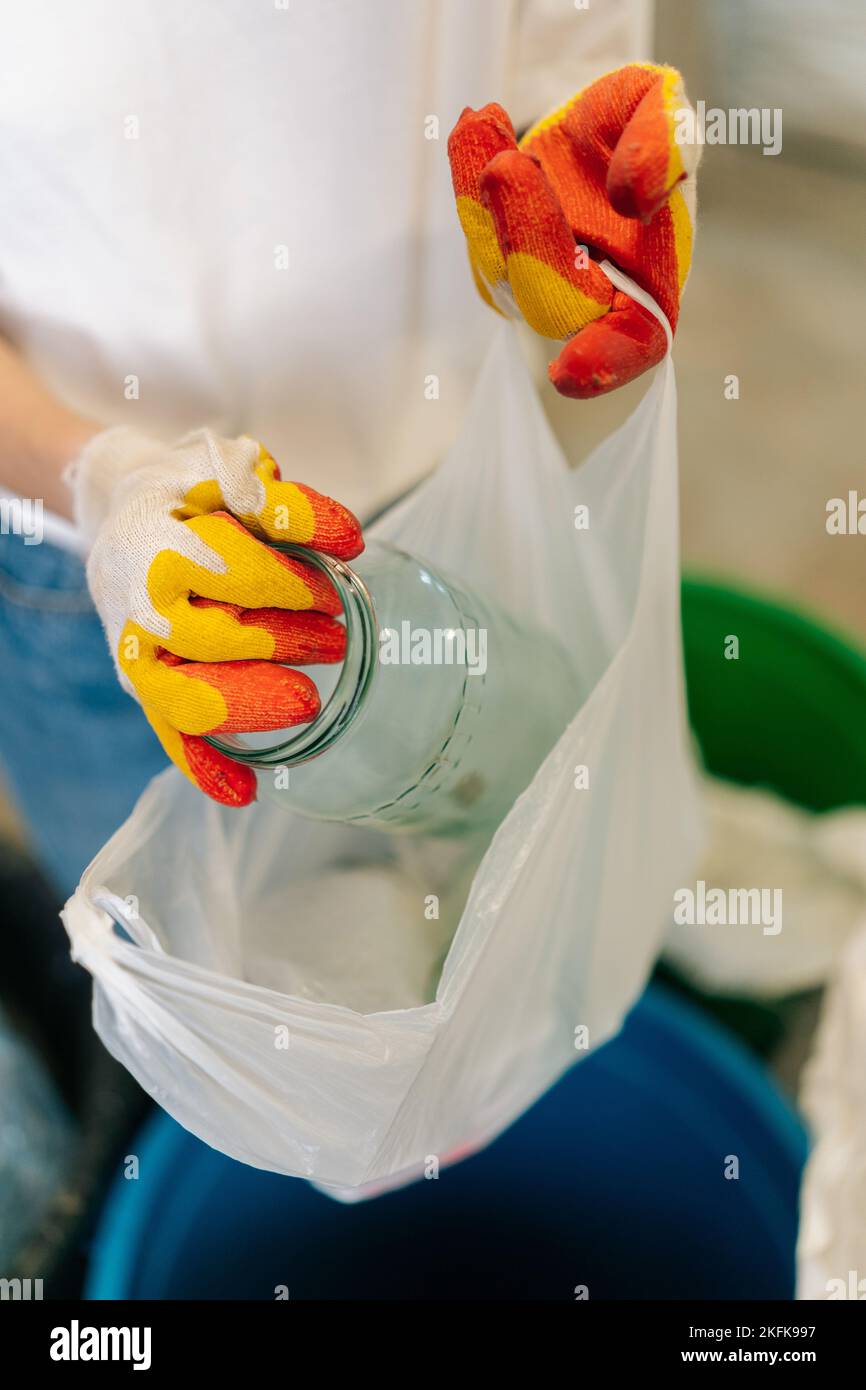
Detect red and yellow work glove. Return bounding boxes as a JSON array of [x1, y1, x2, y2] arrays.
[[71, 428, 362, 807], [448, 63, 700, 397]]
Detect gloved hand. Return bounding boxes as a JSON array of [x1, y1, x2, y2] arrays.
[[448, 63, 700, 397], [70, 427, 363, 807]]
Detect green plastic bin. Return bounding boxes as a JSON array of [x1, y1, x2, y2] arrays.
[[682, 577, 866, 810]]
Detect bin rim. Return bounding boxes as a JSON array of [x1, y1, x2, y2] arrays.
[[682, 572, 866, 689]]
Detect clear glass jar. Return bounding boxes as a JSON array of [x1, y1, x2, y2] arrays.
[[206, 540, 576, 836]]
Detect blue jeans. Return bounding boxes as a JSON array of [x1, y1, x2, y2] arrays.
[[0, 535, 167, 898]]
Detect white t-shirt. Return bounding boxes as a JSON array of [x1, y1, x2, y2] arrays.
[[0, 0, 649, 544]]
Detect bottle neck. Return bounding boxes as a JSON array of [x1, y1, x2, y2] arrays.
[[204, 543, 378, 769]]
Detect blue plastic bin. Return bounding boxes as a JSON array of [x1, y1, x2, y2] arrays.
[[86, 985, 806, 1301]]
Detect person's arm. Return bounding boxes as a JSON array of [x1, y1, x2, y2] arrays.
[[0, 335, 100, 519]]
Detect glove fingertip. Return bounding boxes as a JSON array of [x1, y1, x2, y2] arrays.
[[180, 733, 258, 808], [549, 305, 666, 399], [292, 484, 364, 560]]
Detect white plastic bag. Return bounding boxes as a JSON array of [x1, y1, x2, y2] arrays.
[[63, 282, 702, 1194], [797, 924, 866, 1300]]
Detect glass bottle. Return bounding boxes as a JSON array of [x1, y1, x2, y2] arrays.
[[206, 540, 576, 836]]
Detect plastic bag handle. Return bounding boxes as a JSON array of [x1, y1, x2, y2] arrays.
[[597, 259, 673, 355], [493, 255, 672, 356], [91, 890, 166, 954]]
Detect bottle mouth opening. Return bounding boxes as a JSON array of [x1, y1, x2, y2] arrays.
[[204, 543, 378, 769]]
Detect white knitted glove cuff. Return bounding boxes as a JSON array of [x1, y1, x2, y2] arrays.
[[65, 426, 166, 546]]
